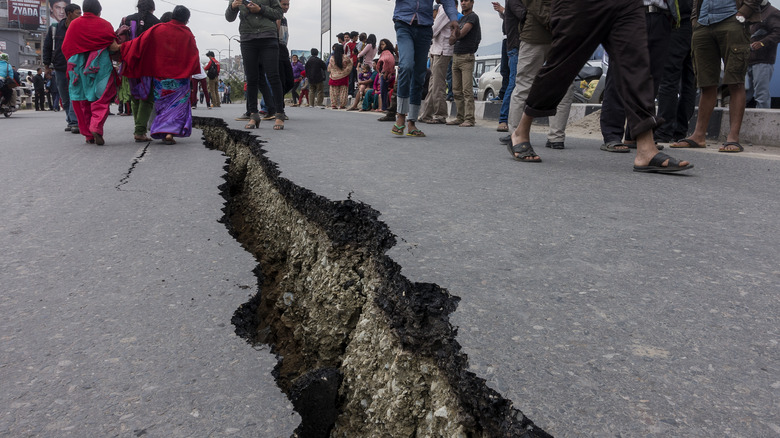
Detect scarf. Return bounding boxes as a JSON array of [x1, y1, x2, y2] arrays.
[[61, 13, 116, 60], [120, 20, 201, 80]]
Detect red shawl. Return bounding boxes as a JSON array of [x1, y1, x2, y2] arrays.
[[120, 20, 201, 79], [61, 13, 117, 60]]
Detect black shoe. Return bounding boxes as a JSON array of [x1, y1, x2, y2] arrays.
[[64, 126, 72, 132], [378, 113, 396, 122], [499, 134, 511, 144], [71, 127, 80, 134], [235, 113, 250, 121], [545, 140, 565, 149]]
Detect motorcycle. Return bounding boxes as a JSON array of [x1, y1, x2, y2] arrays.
[[0, 82, 16, 118]]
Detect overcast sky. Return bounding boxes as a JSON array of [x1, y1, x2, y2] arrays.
[[96, 0, 503, 63]]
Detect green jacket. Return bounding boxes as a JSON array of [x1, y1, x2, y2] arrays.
[[225, 0, 283, 37]]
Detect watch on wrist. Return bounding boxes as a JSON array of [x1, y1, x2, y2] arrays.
[[736, 15, 745, 23]]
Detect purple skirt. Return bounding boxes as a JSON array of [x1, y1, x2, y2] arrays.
[[150, 78, 191, 139]]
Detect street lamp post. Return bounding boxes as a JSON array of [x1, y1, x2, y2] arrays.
[[211, 33, 240, 76]]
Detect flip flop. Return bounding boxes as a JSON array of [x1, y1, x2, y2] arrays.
[[406, 129, 426, 137], [718, 141, 743, 153], [391, 124, 405, 136], [507, 142, 542, 163], [670, 138, 706, 148], [633, 152, 693, 173], [600, 142, 630, 153]]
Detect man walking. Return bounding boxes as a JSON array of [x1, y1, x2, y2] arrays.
[[205, 51, 220, 108], [499, 0, 574, 149], [507, 0, 693, 173], [446, 0, 481, 127], [670, 0, 761, 152], [391, 0, 459, 137], [746, 0, 780, 108], [304, 48, 327, 107]]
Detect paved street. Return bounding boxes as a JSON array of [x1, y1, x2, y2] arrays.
[[2, 104, 779, 437]]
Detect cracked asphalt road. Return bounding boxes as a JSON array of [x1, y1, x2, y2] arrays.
[[2, 104, 779, 437], [0, 110, 297, 437]]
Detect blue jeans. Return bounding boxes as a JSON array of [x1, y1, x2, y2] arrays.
[[499, 48, 518, 124], [54, 70, 77, 127], [394, 21, 433, 121], [746, 63, 773, 109]]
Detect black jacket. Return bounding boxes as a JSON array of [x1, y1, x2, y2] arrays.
[[33, 73, 45, 91], [749, 3, 780, 65], [42, 21, 69, 72], [305, 56, 328, 84]]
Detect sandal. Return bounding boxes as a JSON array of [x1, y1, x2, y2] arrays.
[[134, 135, 152, 142], [507, 142, 542, 162], [273, 119, 284, 130], [163, 134, 176, 145], [391, 124, 405, 136], [633, 152, 693, 173], [718, 141, 743, 153], [406, 129, 426, 137], [496, 122, 508, 132], [600, 141, 631, 153], [670, 138, 706, 148], [245, 113, 261, 129], [92, 132, 104, 146]]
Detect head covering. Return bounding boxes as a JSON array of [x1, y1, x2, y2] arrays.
[[0, 53, 9, 62]]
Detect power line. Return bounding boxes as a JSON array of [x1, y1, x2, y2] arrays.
[[157, 0, 223, 16]]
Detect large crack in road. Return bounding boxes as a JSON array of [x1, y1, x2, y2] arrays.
[[194, 117, 553, 438]]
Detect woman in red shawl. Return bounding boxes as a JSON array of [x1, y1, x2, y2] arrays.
[[120, 6, 200, 144], [61, 0, 120, 145]]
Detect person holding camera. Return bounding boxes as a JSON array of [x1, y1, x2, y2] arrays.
[[226, 0, 286, 130]]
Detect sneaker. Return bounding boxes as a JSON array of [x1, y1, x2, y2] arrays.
[[235, 113, 250, 121], [262, 114, 276, 120], [377, 113, 396, 122], [545, 140, 565, 149], [64, 126, 72, 132], [445, 119, 463, 125]]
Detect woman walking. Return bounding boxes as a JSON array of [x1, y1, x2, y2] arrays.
[[120, 5, 200, 144], [226, 0, 286, 130], [61, 0, 120, 145], [120, 0, 160, 142], [290, 54, 304, 106]]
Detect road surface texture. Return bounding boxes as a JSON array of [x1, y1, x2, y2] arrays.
[[2, 104, 779, 437]]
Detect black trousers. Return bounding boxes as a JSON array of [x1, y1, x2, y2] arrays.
[[655, 18, 696, 141], [241, 37, 284, 117], [600, 10, 671, 143], [525, 0, 661, 138], [35, 89, 45, 110]]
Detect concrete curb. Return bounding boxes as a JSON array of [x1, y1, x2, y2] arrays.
[[472, 101, 780, 146]]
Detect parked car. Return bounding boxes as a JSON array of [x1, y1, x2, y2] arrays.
[[477, 64, 502, 101]]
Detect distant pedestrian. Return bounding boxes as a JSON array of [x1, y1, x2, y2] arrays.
[[446, 0, 481, 128], [33, 68, 46, 111], [304, 47, 327, 107], [205, 51, 221, 108], [328, 43, 353, 109]]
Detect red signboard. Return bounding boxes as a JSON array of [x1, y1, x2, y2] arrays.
[[8, 0, 47, 30]]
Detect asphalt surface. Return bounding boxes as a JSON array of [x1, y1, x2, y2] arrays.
[[2, 103, 780, 437]]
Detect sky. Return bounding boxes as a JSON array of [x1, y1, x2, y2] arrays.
[[95, 0, 504, 65]]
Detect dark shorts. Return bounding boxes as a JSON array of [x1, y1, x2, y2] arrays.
[[691, 15, 750, 87]]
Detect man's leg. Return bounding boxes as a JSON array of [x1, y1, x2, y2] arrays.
[[725, 82, 746, 145], [407, 24, 433, 126], [656, 19, 693, 141], [599, 67, 627, 145], [547, 85, 575, 144], [450, 54, 465, 123], [462, 54, 476, 124], [498, 47, 519, 127], [431, 54, 452, 120], [752, 63, 773, 109], [54, 70, 77, 128], [506, 41, 549, 132], [498, 39, 509, 100]]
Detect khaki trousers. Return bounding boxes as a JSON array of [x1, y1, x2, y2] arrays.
[[451, 53, 475, 123], [419, 54, 452, 121]]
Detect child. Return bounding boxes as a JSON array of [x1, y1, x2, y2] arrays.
[[298, 71, 309, 106], [347, 63, 375, 111]]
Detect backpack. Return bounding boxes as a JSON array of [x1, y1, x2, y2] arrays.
[[206, 61, 219, 79]]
